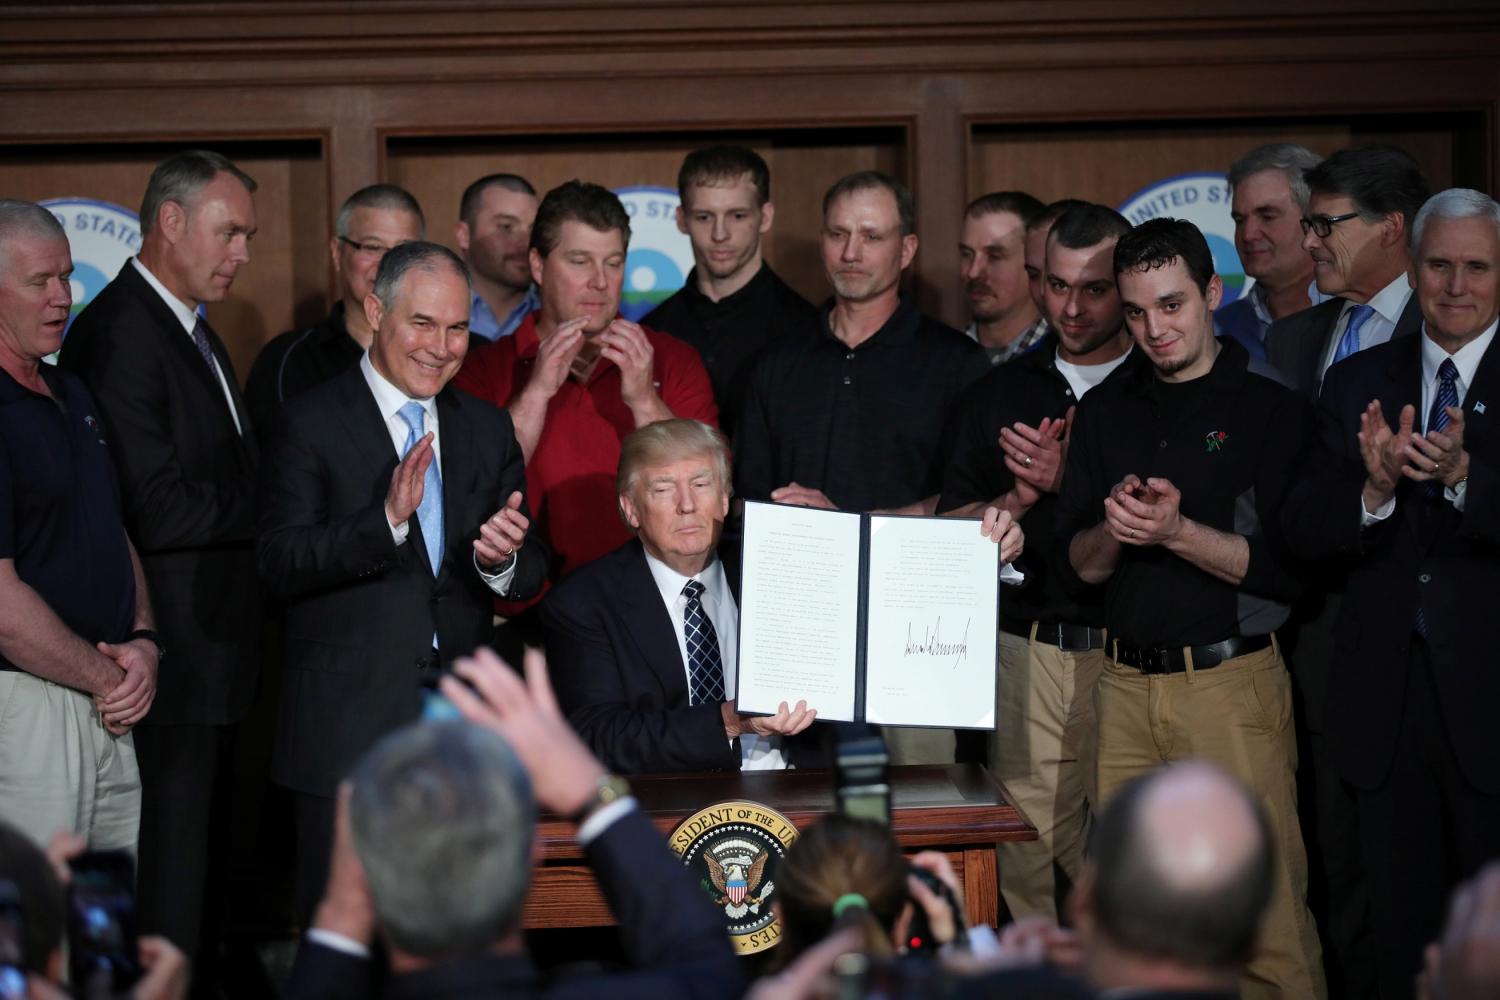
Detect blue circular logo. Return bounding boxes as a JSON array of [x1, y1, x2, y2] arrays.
[[614, 186, 694, 322], [1117, 174, 1248, 305]]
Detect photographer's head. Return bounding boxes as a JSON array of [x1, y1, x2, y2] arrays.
[[774, 815, 910, 964], [1074, 761, 1273, 992], [0, 824, 64, 983], [349, 720, 537, 963]]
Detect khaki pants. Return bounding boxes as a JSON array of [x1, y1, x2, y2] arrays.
[[1096, 641, 1326, 1000], [0, 672, 140, 852], [991, 628, 1102, 921]]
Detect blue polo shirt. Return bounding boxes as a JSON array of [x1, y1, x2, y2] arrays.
[[0, 364, 135, 666]]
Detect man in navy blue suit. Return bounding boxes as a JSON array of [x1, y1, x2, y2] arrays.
[[1283, 188, 1500, 996]]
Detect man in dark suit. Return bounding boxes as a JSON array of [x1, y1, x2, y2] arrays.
[[541, 418, 817, 774], [1265, 146, 1429, 394], [284, 648, 740, 1000], [1261, 146, 1430, 997], [57, 150, 261, 967], [1283, 188, 1500, 996], [258, 241, 547, 920]]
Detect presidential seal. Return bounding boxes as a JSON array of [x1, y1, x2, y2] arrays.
[[612, 185, 693, 322], [668, 800, 799, 955]]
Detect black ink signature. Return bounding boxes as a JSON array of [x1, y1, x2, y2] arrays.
[[902, 617, 971, 669]]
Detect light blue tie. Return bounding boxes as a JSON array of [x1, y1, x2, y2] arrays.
[[397, 401, 444, 574], [1331, 304, 1376, 366]]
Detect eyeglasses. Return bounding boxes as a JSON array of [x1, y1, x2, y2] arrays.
[[1299, 212, 1361, 239], [338, 237, 401, 257]]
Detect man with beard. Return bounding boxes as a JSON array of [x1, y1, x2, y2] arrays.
[[644, 145, 819, 437], [959, 190, 1047, 366], [941, 203, 1142, 922], [1059, 218, 1324, 998], [455, 173, 540, 344]]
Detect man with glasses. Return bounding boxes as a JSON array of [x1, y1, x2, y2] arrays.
[[454, 173, 540, 345], [247, 184, 426, 430], [1266, 146, 1429, 394]]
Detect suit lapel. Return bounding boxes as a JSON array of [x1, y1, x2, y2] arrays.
[[435, 389, 469, 585], [1392, 293, 1424, 341], [338, 369, 414, 567], [119, 264, 250, 448], [618, 542, 692, 702], [1305, 298, 1345, 396]]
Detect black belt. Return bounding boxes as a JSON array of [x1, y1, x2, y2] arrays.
[[1000, 620, 1106, 652], [1110, 634, 1272, 674]]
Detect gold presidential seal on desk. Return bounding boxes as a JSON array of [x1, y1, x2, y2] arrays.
[[668, 801, 800, 954]]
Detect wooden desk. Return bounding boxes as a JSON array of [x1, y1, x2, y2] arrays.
[[523, 764, 1035, 930]]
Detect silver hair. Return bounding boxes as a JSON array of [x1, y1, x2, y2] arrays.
[[0, 199, 67, 267], [334, 184, 426, 240], [1226, 143, 1323, 210], [139, 150, 256, 237], [371, 240, 470, 313], [1410, 188, 1500, 255], [348, 721, 536, 958], [616, 418, 733, 498]]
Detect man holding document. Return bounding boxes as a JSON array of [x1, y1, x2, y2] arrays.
[[543, 418, 1023, 775]]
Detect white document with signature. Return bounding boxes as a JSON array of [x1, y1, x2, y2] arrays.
[[862, 514, 998, 728], [736, 501, 998, 728]]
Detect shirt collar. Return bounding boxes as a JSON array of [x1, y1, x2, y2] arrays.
[[1246, 283, 1274, 328], [643, 547, 726, 612], [359, 351, 438, 424], [680, 262, 770, 310], [1355, 272, 1414, 328], [818, 296, 920, 348], [130, 257, 198, 335], [1421, 317, 1499, 393]]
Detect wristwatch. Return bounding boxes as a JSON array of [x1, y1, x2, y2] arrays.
[[125, 628, 166, 660], [1451, 476, 1468, 506], [568, 773, 631, 822]]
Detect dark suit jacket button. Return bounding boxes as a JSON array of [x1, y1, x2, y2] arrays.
[[1419, 573, 1432, 584]]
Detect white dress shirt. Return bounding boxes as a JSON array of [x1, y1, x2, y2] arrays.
[[1361, 319, 1496, 524], [358, 352, 517, 595], [130, 257, 243, 434], [1319, 272, 1414, 380], [642, 551, 788, 771]]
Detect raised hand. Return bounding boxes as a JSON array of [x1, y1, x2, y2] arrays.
[[385, 432, 433, 528]]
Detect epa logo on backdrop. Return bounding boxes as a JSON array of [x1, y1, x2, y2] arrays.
[[40, 197, 141, 332], [1117, 174, 1249, 306], [613, 186, 693, 322]]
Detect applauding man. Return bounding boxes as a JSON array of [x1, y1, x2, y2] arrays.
[[259, 241, 546, 922], [455, 181, 717, 621], [1058, 218, 1324, 998]]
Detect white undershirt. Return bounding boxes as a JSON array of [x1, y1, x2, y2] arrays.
[[1053, 345, 1133, 400]]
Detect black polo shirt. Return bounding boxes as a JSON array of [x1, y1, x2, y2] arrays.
[[644, 263, 820, 438], [735, 296, 989, 511], [1055, 338, 1309, 647], [0, 364, 135, 668], [245, 302, 363, 432], [939, 335, 1148, 631]]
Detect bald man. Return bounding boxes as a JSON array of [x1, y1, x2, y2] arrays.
[[1072, 762, 1274, 999]]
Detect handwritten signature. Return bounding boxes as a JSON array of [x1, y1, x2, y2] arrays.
[[902, 617, 971, 669]]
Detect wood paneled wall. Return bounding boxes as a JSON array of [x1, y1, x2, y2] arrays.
[[3, 1, 1499, 377]]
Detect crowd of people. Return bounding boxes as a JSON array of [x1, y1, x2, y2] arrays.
[[1, 137, 1498, 999]]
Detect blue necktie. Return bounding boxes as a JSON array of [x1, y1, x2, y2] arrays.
[[683, 580, 726, 706], [397, 401, 444, 573], [1415, 358, 1461, 638], [1331, 304, 1376, 366]]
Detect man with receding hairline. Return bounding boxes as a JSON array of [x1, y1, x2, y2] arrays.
[[59, 149, 262, 968], [246, 183, 426, 428], [0, 199, 154, 856], [259, 240, 547, 923]]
